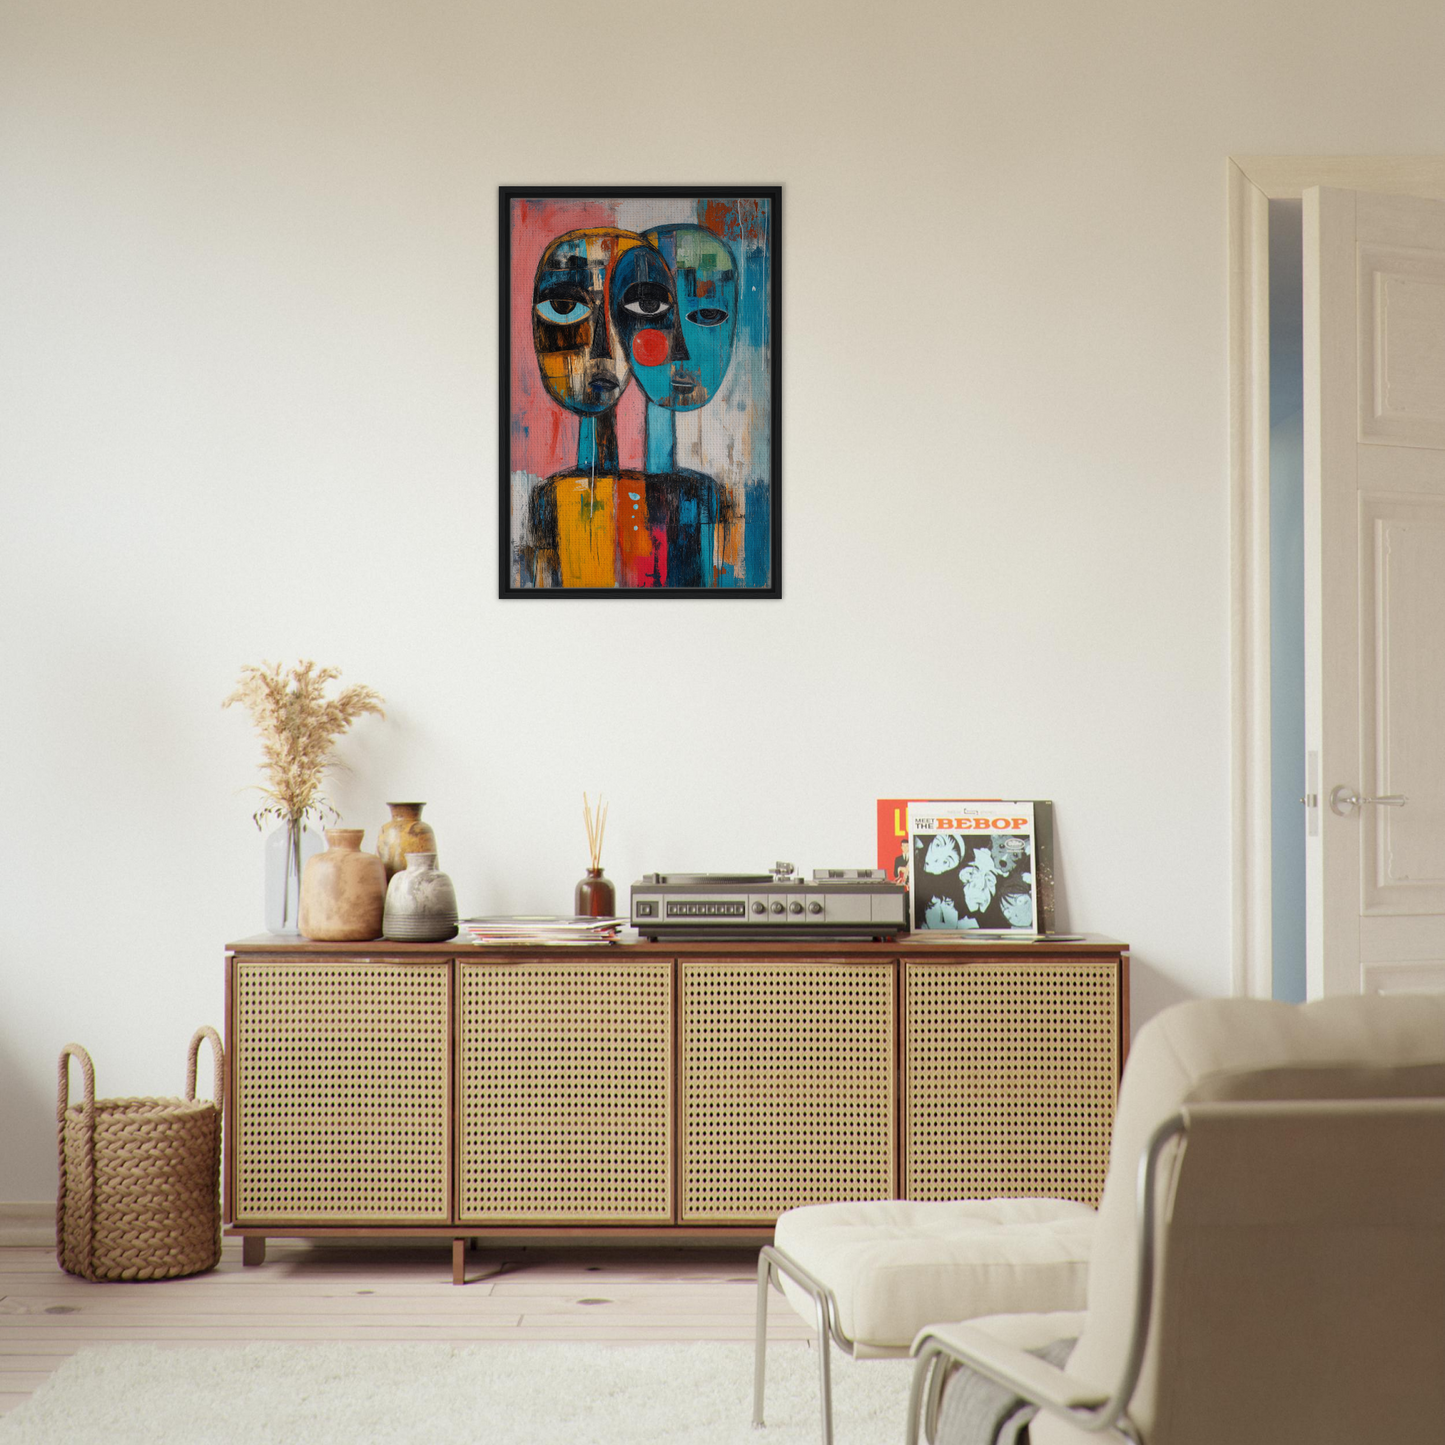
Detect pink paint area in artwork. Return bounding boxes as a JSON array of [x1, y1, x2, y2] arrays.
[[509, 198, 620, 481], [612, 384, 645, 471]]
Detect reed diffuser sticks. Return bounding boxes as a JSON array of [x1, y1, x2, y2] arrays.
[[583, 792, 608, 871]]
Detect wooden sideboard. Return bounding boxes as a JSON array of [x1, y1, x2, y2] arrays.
[[224, 935, 1129, 1281]]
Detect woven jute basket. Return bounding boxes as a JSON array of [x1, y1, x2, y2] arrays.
[[56, 1026, 224, 1282]]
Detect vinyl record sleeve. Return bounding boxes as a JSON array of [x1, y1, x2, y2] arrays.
[[877, 798, 1055, 933]]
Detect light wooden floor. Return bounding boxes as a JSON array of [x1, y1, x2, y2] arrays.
[[0, 1239, 812, 1416]]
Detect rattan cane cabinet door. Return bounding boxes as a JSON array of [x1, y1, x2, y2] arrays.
[[904, 960, 1118, 1206], [233, 959, 451, 1223], [458, 959, 673, 1222], [680, 959, 895, 1223]]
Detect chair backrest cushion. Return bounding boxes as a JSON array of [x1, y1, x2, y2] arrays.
[[1140, 1098, 1445, 1444], [1058, 993, 1445, 1407]]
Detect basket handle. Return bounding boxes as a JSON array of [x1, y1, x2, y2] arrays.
[[185, 1026, 225, 1108], [56, 1043, 98, 1277], [57, 1043, 95, 1125]]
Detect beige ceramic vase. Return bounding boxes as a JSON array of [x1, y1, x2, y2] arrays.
[[299, 829, 385, 941], [376, 802, 438, 881]]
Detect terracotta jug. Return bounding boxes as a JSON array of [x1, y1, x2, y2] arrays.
[[299, 829, 385, 941], [376, 802, 438, 881]]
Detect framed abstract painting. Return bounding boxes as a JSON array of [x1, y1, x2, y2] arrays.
[[499, 186, 781, 597]]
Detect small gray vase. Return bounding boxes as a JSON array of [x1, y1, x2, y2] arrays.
[[382, 853, 459, 942]]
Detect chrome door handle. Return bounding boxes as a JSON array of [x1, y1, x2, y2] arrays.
[[1329, 786, 1408, 816]]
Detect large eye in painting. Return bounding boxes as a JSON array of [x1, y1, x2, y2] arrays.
[[621, 282, 673, 320], [535, 297, 591, 326], [686, 307, 729, 326]]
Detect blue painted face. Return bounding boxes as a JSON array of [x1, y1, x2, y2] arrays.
[[642, 225, 738, 410], [609, 225, 737, 411]]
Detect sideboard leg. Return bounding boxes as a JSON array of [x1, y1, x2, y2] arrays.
[[452, 1237, 465, 1285], [241, 1236, 266, 1268]]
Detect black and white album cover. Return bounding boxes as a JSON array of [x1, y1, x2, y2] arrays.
[[908, 801, 1038, 933]]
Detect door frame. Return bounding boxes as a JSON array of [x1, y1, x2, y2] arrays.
[[1228, 157, 1445, 999]]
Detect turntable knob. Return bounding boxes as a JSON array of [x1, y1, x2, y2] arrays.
[[789, 901, 804, 915], [808, 901, 823, 915], [770, 902, 785, 915], [752, 901, 766, 915]]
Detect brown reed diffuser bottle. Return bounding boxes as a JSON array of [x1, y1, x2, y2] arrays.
[[575, 792, 616, 917]]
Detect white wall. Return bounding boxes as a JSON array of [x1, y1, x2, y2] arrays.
[[3, 0, 1442, 1200]]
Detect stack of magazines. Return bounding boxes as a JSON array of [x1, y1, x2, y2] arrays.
[[458, 915, 626, 946]]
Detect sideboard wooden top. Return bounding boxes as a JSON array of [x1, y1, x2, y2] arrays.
[[228, 932, 1127, 959]]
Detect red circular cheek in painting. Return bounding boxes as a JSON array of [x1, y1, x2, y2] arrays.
[[632, 330, 669, 367]]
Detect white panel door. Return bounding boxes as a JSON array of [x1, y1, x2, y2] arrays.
[[1305, 187, 1445, 996]]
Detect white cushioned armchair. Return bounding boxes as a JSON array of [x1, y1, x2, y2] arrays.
[[755, 1195, 1096, 1443], [907, 992, 1445, 1445]]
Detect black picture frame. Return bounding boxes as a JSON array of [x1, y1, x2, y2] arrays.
[[499, 185, 782, 598]]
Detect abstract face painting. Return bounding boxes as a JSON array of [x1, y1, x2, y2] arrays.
[[640, 223, 739, 411], [532, 228, 637, 416], [609, 241, 688, 406], [501, 188, 780, 598]]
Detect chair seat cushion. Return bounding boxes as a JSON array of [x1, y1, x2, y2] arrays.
[[773, 1198, 1096, 1355]]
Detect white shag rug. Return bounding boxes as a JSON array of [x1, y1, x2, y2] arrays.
[[0, 1341, 914, 1444]]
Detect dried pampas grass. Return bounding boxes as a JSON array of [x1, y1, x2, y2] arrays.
[[223, 660, 385, 828]]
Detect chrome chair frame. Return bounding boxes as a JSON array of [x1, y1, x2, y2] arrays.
[[753, 1243, 869, 1445], [904, 1114, 1186, 1445]]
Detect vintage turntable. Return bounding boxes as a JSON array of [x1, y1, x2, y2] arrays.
[[630, 863, 906, 940]]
